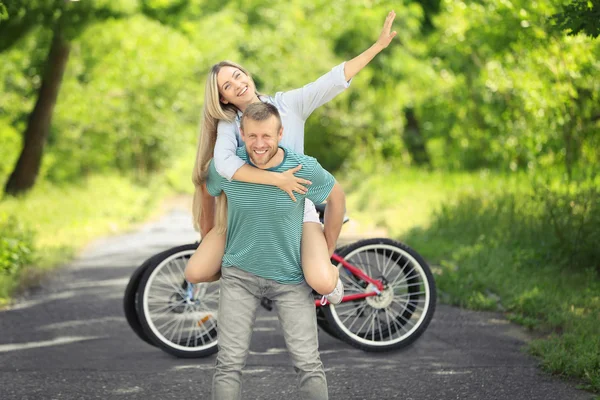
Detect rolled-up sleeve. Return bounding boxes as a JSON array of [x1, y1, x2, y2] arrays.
[[275, 62, 352, 121], [214, 120, 245, 181]]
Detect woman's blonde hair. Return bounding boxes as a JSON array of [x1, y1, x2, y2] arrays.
[[192, 61, 257, 236]]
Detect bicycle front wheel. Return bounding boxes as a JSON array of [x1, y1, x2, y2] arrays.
[[136, 243, 220, 358], [323, 238, 436, 352]]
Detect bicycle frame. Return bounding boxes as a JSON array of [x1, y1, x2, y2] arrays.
[[314, 252, 385, 307]]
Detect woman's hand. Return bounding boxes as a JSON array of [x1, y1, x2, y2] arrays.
[[277, 165, 312, 201], [375, 10, 398, 50], [343, 11, 398, 81]]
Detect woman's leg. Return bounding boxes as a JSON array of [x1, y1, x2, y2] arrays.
[[184, 229, 226, 283], [301, 222, 339, 295]]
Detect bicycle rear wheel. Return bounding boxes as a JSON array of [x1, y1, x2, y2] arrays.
[[136, 243, 220, 358], [323, 238, 436, 352]]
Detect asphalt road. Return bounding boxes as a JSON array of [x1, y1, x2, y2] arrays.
[[0, 207, 594, 400]]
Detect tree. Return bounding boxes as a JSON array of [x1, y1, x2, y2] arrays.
[[552, 0, 600, 38], [1, 0, 134, 195], [0, 2, 7, 24]]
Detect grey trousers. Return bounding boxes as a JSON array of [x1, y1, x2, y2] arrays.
[[212, 266, 328, 400]]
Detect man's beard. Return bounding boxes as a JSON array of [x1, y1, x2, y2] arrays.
[[248, 147, 278, 167]]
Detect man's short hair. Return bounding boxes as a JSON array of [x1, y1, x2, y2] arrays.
[[241, 102, 282, 130]]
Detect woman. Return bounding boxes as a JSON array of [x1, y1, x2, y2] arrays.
[[185, 11, 398, 302]]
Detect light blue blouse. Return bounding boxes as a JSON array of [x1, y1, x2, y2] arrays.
[[213, 62, 352, 180]]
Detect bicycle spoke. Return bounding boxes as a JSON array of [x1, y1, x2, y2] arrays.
[[384, 308, 411, 336], [148, 300, 186, 316], [339, 302, 368, 323], [380, 247, 395, 277], [341, 274, 364, 292], [153, 273, 182, 295], [352, 307, 377, 334], [373, 251, 382, 276]]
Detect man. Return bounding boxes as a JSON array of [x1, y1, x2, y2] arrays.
[[206, 102, 346, 400]]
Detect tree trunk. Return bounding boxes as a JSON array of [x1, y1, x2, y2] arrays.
[[4, 28, 70, 196], [402, 107, 431, 166]]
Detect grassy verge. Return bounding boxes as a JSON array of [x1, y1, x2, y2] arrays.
[[0, 146, 198, 306], [0, 174, 172, 306], [344, 167, 600, 393]]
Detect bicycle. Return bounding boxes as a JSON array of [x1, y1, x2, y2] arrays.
[[124, 204, 437, 358]]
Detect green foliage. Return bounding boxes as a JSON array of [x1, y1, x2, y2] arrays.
[[2, 0, 599, 184], [44, 15, 202, 182], [552, 0, 600, 38], [0, 214, 34, 276], [346, 166, 600, 391], [0, 173, 169, 303], [426, 0, 600, 173], [0, 120, 20, 186], [399, 175, 600, 391], [0, 0, 138, 52], [0, 2, 7, 23]]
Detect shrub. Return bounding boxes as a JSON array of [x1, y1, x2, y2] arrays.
[[0, 214, 35, 276]]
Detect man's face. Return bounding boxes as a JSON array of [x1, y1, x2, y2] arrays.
[[241, 116, 283, 167]]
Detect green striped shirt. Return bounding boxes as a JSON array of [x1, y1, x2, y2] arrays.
[[207, 146, 335, 284]]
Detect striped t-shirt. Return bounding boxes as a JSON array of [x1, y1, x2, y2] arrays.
[[206, 146, 335, 284]]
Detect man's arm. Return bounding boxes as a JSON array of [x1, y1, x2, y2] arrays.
[[323, 182, 346, 257]]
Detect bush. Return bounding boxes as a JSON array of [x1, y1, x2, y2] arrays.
[[532, 179, 600, 274], [0, 214, 34, 276], [403, 175, 600, 392]]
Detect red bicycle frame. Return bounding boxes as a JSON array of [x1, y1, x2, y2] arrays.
[[315, 252, 385, 306]]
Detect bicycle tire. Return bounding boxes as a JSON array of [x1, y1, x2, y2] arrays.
[[123, 255, 159, 347], [136, 243, 220, 358], [323, 238, 436, 352]]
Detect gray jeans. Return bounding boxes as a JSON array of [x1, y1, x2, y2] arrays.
[[212, 266, 328, 400]]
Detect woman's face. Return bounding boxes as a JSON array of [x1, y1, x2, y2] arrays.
[[216, 66, 258, 110]]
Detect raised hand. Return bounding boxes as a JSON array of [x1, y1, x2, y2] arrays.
[[376, 10, 398, 49]]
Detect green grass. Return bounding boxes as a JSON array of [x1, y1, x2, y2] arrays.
[[342, 167, 529, 237], [0, 146, 199, 307], [0, 174, 171, 305], [343, 167, 600, 393]]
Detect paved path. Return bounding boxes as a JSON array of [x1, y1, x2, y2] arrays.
[[0, 206, 594, 400]]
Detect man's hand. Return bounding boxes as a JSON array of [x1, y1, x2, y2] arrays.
[[375, 10, 398, 50], [276, 165, 312, 202]]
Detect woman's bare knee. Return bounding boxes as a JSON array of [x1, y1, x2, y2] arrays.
[[185, 266, 221, 284], [304, 262, 338, 295], [184, 229, 225, 284]]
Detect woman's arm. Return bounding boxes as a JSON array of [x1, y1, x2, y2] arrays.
[[276, 11, 397, 121], [232, 164, 310, 201], [343, 11, 397, 81], [214, 120, 311, 200]]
